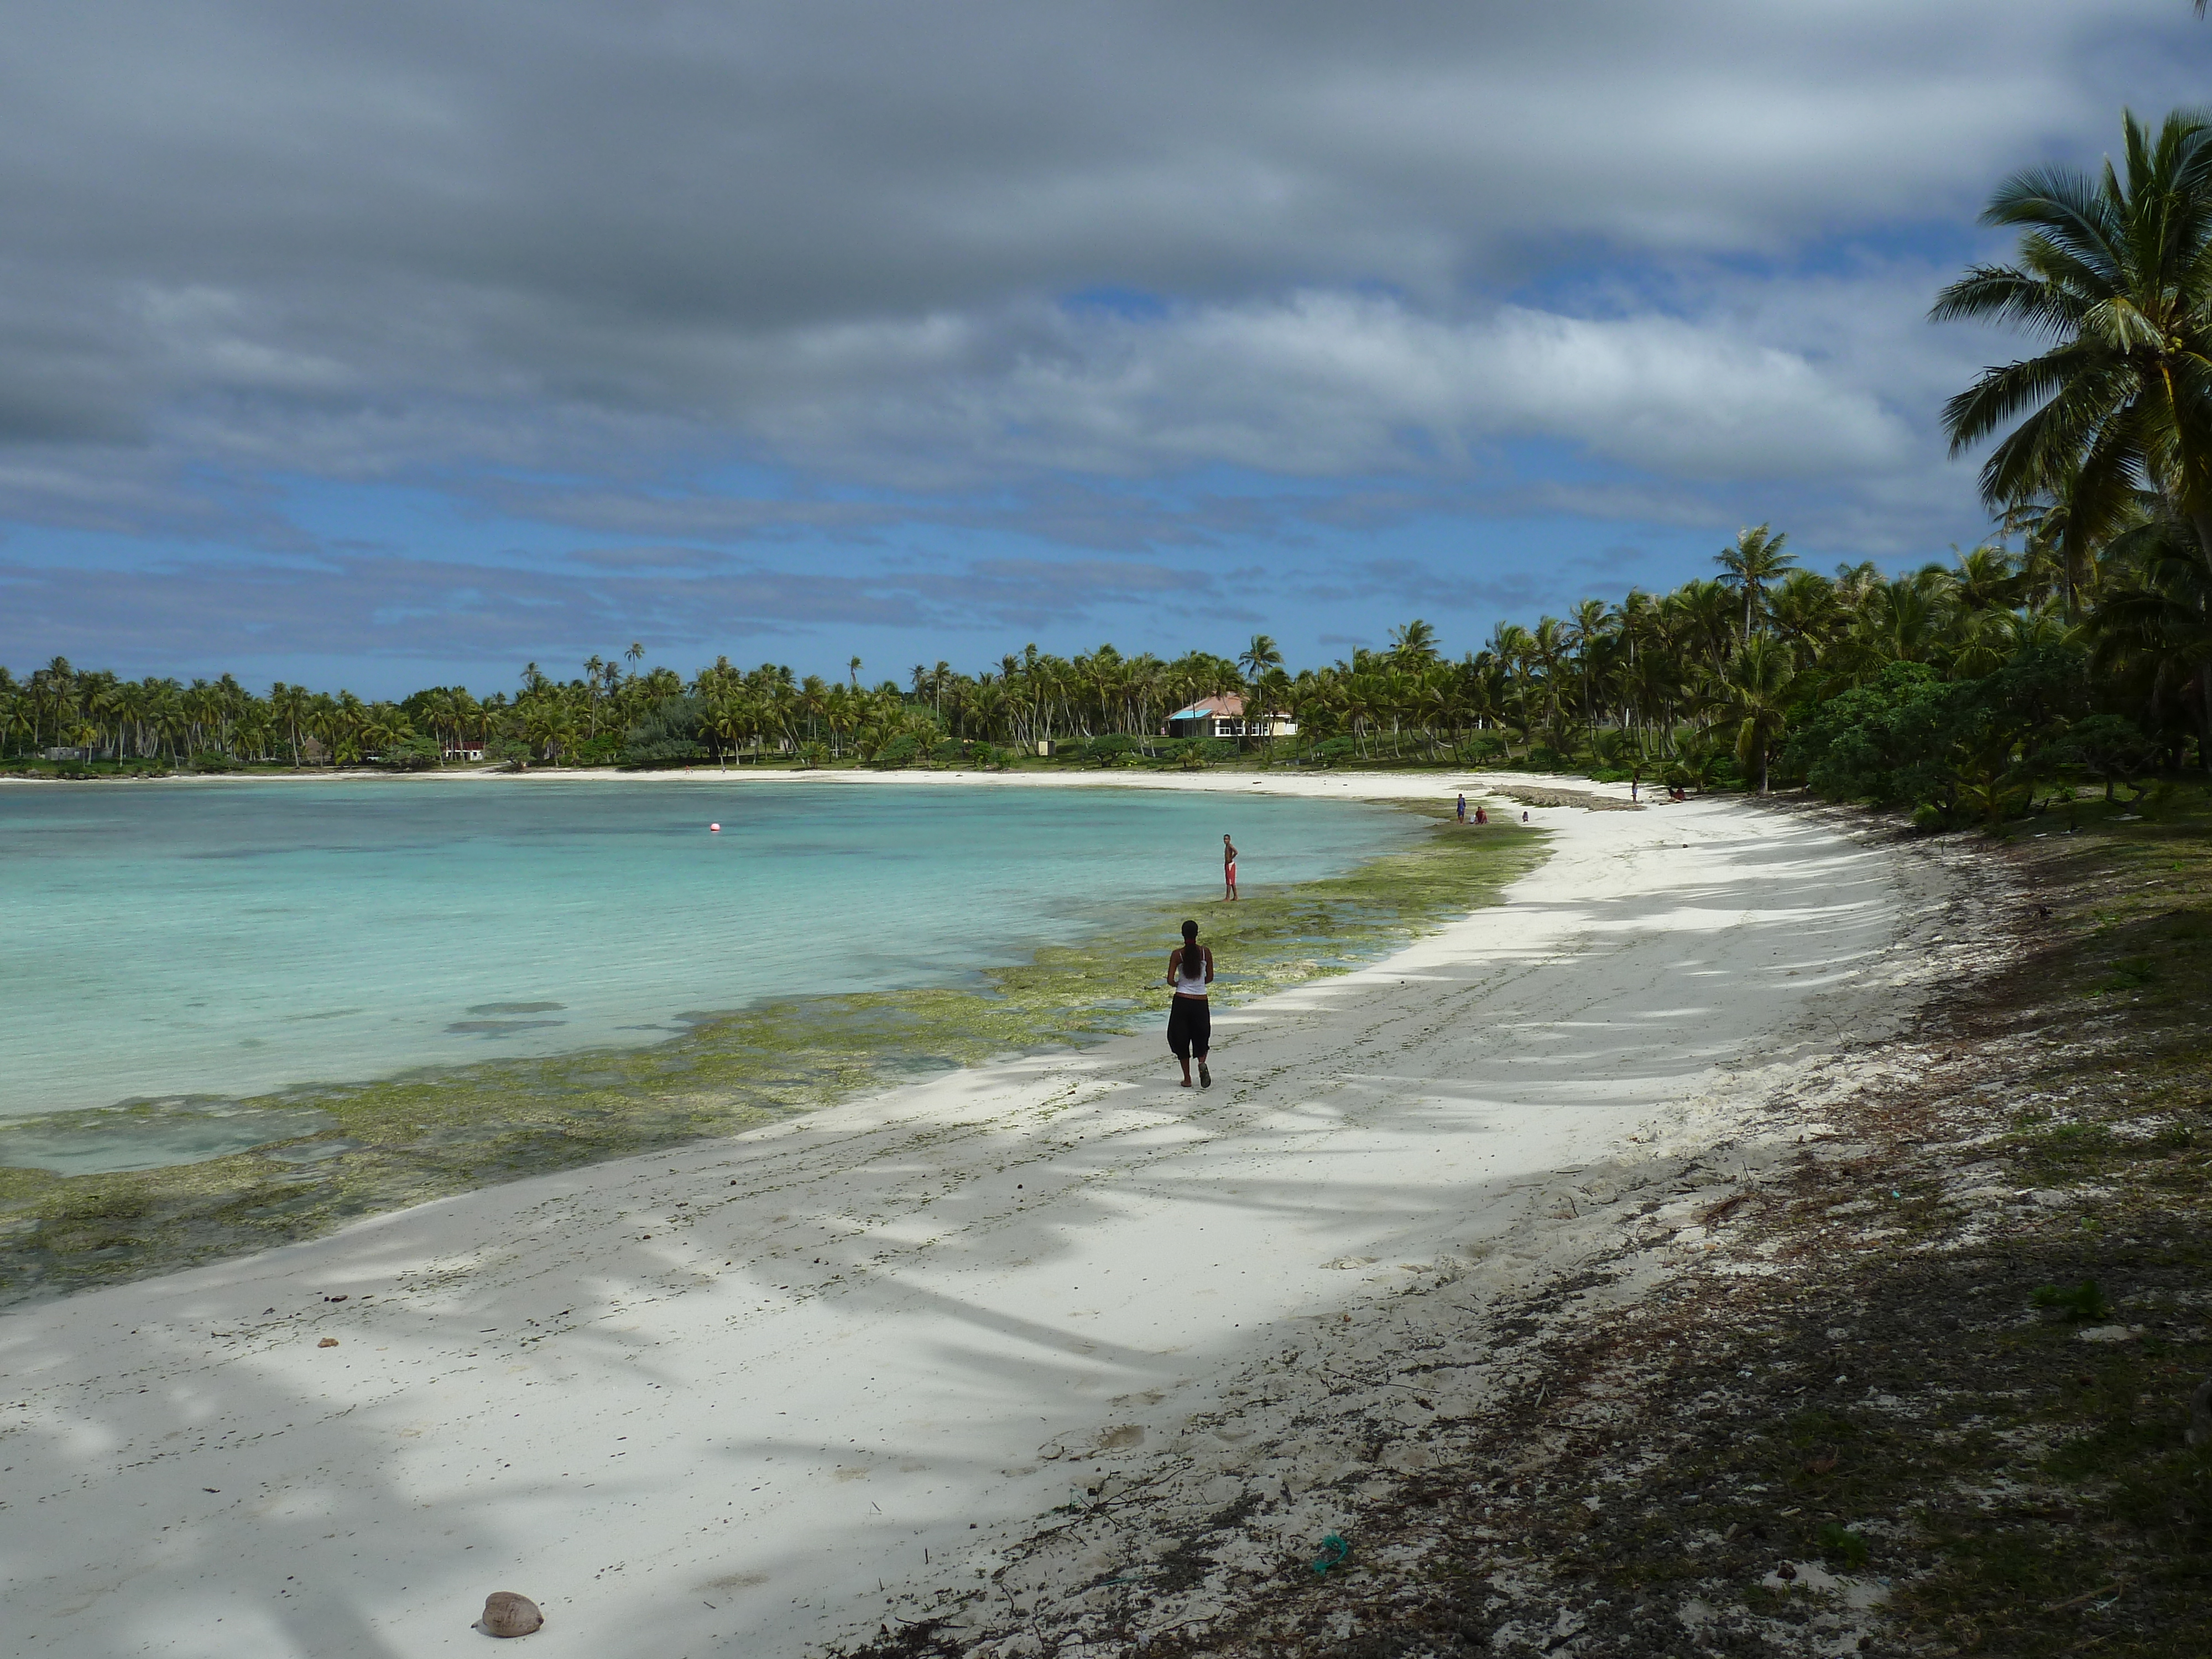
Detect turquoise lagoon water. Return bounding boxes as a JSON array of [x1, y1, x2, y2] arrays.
[[0, 779, 1415, 1165]]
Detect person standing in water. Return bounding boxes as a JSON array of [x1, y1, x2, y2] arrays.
[[1166, 919, 1213, 1088], [1222, 833, 1238, 901]]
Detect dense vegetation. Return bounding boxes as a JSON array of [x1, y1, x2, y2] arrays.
[[8, 110, 2212, 828]]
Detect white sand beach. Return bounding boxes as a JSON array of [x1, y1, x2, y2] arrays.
[[0, 777, 1955, 1658]]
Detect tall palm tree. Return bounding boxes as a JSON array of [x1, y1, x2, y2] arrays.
[[2090, 517, 2212, 757], [1238, 634, 1283, 682], [1714, 524, 1795, 638], [1388, 619, 1439, 666], [1933, 108, 2212, 566], [270, 681, 310, 767], [704, 697, 752, 768], [1721, 636, 1797, 794]]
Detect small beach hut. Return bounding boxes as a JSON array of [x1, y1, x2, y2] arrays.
[[1161, 693, 1296, 743]]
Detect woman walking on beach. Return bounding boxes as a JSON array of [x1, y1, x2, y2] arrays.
[[1166, 919, 1213, 1089], [1223, 834, 1238, 901]]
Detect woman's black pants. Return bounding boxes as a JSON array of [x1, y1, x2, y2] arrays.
[[1167, 995, 1210, 1059]]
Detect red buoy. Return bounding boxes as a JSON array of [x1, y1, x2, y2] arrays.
[[709, 823, 721, 832]]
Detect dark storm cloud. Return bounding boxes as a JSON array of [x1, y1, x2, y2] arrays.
[[0, 3, 2183, 465], [0, 0, 2203, 670]]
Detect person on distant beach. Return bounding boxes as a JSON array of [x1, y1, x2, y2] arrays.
[[1166, 919, 1213, 1089], [1456, 793, 1467, 823], [1222, 833, 1238, 901], [1474, 804, 1488, 825]]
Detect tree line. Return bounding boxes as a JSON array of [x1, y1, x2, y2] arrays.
[[5, 108, 2210, 823]]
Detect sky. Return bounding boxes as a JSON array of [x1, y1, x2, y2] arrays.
[[2, 0, 2209, 696]]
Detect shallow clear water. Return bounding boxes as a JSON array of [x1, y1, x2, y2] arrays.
[[0, 779, 1413, 1129]]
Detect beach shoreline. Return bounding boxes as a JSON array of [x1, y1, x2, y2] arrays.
[[0, 773, 1536, 1308], [0, 775, 1957, 1659]]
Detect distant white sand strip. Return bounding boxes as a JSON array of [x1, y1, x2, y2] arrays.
[[0, 780, 1945, 1658]]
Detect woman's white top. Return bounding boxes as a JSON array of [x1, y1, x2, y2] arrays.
[[1173, 947, 1211, 997]]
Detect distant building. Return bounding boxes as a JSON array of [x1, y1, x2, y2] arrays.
[[443, 742, 487, 762], [1162, 693, 1296, 742], [43, 746, 92, 762]]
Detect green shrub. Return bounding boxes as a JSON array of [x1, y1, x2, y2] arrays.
[[620, 737, 703, 767], [376, 735, 440, 771], [1815, 1523, 1871, 1569], [2031, 1279, 2111, 1322]]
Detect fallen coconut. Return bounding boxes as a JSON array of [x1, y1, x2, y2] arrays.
[[478, 1592, 543, 1637]]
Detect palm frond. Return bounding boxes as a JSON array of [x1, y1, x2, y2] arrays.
[[1929, 265, 2093, 335], [1974, 374, 2142, 504], [2011, 232, 2125, 306], [1983, 165, 2125, 280], [2077, 295, 2169, 354], [1940, 346, 2120, 456]]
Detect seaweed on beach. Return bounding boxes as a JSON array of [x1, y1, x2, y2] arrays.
[[0, 809, 1546, 1308]]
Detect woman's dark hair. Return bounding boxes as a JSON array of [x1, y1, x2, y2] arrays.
[[1181, 919, 1198, 941]]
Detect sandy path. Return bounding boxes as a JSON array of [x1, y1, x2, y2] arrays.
[[0, 784, 1939, 1658]]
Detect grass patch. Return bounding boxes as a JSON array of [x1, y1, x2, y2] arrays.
[[2030, 1277, 2112, 1321]]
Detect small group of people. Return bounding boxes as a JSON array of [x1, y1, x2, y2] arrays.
[[1454, 793, 1489, 825]]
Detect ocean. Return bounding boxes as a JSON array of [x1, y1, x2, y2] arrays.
[[0, 777, 1415, 1168]]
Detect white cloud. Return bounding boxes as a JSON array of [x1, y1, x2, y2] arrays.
[[701, 291, 1912, 484]]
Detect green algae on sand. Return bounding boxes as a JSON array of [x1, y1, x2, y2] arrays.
[[0, 811, 1545, 1307]]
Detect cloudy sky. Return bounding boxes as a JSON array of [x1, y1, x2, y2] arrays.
[[2, 1, 2207, 694]]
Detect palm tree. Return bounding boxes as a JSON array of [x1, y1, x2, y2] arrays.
[[2090, 517, 2212, 759], [270, 681, 310, 767], [703, 697, 751, 768], [1388, 619, 1439, 666], [1715, 524, 1795, 638], [1527, 617, 1571, 740], [1237, 634, 1283, 682], [1721, 636, 1796, 794], [583, 656, 606, 734], [1933, 109, 2212, 568], [524, 701, 577, 764], [1562, 598, 1614, 734], [358, 703, 415, 762]]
